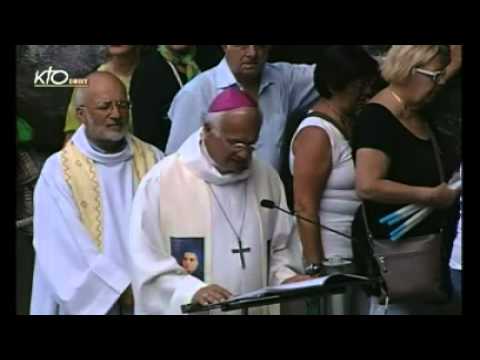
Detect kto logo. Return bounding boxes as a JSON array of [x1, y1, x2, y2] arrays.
[[34, 66, 88, 88]]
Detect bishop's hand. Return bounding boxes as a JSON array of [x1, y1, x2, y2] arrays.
[[192, 284, 233, 306]]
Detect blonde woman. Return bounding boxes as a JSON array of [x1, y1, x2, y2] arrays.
[[351, 45, 462, 315]]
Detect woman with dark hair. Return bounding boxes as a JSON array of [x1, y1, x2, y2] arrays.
[[288, 46, 379, 314]]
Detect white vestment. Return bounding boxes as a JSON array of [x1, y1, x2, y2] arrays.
[[128, 130, 303, 315], [30, 126, 163, 315]]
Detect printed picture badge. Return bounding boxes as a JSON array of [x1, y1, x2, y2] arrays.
[[171, 237, 205, 281]]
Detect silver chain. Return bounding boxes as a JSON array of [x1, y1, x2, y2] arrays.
[[208, 183, 248, 248]]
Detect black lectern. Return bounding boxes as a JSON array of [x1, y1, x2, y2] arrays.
[[181, 274, 376, 315]]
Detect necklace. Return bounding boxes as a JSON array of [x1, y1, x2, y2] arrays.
[[390, 89, 415, 119], [390, 89, 430, 140], [208, 183, 250, 269], [390, 89, 405, 107]]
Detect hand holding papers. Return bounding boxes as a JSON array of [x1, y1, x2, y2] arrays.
[[379, 169, 462, 241]]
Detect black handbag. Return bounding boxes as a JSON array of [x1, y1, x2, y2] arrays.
[[360, 125, 450, 305]]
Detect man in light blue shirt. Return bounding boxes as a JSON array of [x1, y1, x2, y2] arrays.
[[166, 45, 319, 170]]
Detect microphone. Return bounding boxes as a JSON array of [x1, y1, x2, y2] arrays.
[[260, 199, 354, 240]]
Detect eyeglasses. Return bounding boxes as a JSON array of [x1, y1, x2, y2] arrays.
[[228, 141, 257, 153], [212, 129, 257, 153], [80, 100, 131, 113], [414, 68, 446, 84]]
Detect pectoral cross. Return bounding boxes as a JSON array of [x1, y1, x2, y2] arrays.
[[232, 240, 251, 270]]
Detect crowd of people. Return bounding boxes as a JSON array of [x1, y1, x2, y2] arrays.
[[18, 45, 462, 315]]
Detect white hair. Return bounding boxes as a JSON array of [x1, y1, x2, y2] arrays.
[[73, 87, 87, 108], [204, 108, 263, 131], [204, 112, 225, 129]]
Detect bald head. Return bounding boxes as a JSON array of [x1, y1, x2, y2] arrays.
[[74, 71, 127, 108]]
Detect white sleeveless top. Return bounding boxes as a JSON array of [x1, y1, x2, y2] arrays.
[[289, 115, 360, 258]]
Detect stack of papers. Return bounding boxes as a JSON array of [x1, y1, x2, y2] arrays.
[[230, 274, 369, 302], [379, 168, 462, 241]]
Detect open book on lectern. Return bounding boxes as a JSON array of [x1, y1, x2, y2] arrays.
[[230, 273, 369, 302]]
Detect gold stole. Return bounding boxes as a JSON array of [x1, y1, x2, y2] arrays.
[[61, 135, 157, 309]]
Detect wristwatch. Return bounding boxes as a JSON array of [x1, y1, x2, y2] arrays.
[[305, 263, 324, 276]]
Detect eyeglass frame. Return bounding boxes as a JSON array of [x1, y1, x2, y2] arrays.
[[210, 127, 257, 153], [78, 100, 131, 113], [413, 67, 446, 84]]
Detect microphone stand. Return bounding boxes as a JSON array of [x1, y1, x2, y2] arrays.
[[261, 200, 354, 240]]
